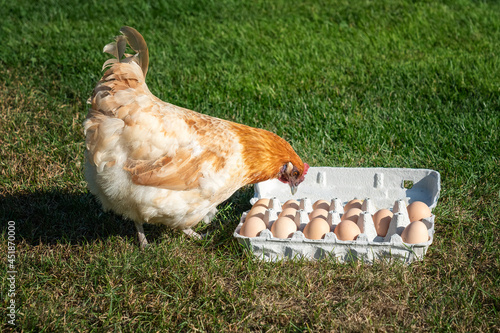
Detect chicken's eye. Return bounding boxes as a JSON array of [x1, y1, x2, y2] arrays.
[[292, 171, 299, 178]]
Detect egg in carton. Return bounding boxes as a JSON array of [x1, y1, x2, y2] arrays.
[[233, 167, 440, 264]]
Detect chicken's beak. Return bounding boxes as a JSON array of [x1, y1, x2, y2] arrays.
[[290, 183, 298, 196]]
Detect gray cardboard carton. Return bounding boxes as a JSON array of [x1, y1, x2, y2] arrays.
[[233, 167, 440, 263]]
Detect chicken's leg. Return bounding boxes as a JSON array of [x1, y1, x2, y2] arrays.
[[182, 228, 202, 239], [134, 222, 149, 249]]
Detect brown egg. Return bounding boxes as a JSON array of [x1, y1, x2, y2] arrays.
[[282, 199, 300, 210], [401, 220, 429, 244], [334, 220, 361, 241], [253, 198, 270, 209], [407, 201, 432, 222], [239, 216, 267, 238], [303, 218, 330, 240], [344, 199, 362, 212], [313, 199, 330, 211], [341, 208, 362, 223], [280, 207, 297, 219], [309, 208, 328, 221], [245, 205, 267, 221], [372, 209, 393, 237], [270, 217, 297, 239]]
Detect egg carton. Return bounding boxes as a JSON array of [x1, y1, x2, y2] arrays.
[[233, 167, 440, 264]]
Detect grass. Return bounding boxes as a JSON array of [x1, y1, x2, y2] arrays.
[[1, 0, 499, 331]]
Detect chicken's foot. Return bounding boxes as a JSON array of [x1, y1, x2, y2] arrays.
[[182, 228, 202, 239], [134, 222, 149, 250]]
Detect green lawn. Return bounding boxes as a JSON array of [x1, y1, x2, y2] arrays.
[[1, 0, 499, 331]]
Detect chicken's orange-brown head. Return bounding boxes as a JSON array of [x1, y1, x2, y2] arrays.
[[278, 161, 309, 195]]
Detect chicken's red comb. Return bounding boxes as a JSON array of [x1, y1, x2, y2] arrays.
[[299, 163, 309, 182], [303, 163, 309, 175]]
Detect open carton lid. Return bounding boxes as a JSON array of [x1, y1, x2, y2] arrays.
[[254, 167, 440, 211]]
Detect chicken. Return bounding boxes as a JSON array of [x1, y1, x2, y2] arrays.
[[84, 27, 308, 248]]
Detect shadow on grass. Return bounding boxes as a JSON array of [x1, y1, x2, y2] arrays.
[[1, 190, 138, 246], [0, 188, 253, 247]]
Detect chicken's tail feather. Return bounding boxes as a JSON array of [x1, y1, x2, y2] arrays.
[[102, 26, 149, 78]]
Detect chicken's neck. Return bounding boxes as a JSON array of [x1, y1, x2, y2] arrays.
[[230, 123, 302, 185]]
